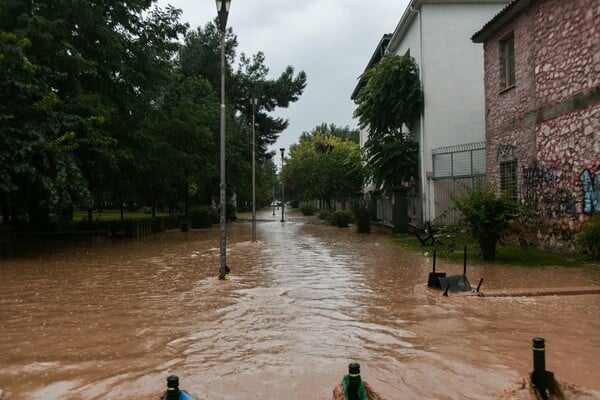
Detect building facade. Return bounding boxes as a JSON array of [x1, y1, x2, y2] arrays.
[[472, 0, 600, 249], [354, 0, 509, 226]]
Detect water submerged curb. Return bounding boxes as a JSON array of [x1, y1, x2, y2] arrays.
[[475, 286, 600, 297]]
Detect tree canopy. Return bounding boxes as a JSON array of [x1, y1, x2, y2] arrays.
[[353, 54, 424, 193], [0, 1, 306, 228], [284, 129, 365, 208]]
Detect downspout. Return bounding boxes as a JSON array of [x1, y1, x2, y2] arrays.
[[411, 5, 428, 224]]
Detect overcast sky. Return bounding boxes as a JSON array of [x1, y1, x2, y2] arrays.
[[155, 0, 410, 155]]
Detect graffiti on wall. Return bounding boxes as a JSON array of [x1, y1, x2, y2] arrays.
[[580, 167, 600, 214], [521, 162, 577, 219], [497, 143, 517, 159]]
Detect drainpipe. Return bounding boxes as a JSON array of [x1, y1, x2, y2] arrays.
[[411, 5, 428, 224]]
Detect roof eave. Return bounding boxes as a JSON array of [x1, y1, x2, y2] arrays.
[[472, 0, 534, 43], [350, 34, 392, 100]]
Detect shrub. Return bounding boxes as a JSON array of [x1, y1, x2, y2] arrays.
[[226, 202, 237, 222], [576, 215, 600, 260], [353, 198, 371, 233], [318, 210, 332, 221], [330, 210, 354, 228], [451, 184, 529, 260], [300, 202, 316, 216], [290, 199, 299, 208], [189, 205, 218, 228]]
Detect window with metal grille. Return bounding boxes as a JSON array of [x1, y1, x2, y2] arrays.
[[500, 160, 518, 201]]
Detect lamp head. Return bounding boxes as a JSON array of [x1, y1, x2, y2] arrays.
[[280, 148, 285, 158], [215, 0, 231, 32]]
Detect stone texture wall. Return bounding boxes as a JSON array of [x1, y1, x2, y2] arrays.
[[482, 0, 600, 250], [533, 0, 600, 107]]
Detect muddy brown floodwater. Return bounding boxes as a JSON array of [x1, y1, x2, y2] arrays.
[[0, 208, 599, 400]]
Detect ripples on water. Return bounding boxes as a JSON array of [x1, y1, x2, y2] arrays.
[[0, 209, 599, 399]]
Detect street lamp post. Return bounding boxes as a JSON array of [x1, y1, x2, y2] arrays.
[[280, 148, 285, 222], [216, 0, 231, 280], [251, 95, 257, 242]]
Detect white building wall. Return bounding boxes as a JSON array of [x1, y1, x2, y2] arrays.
[[386, 1, 507, 222], [390, 16, 422, 65], [420, 3, 504, 175]]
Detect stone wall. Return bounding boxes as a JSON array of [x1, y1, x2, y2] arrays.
[[482, 0, 600, 250]]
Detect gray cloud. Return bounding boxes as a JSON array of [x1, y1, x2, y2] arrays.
[[155, 0, 408, 152]]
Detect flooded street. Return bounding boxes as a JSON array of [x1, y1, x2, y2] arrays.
[[1, 208, 599, 399]]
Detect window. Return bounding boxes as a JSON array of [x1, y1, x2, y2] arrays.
[[500, 160, 518, 201], [499, 34, 515, 90]]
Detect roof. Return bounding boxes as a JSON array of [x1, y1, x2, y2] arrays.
[[471, 0, 536, 42], [350, 33, 392, 101]]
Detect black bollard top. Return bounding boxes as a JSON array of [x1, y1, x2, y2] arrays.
[[348, 363, 360, 375], [167, 375, 179, 389], [533, 337, 545, 349]]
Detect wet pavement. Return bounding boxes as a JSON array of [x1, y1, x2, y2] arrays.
[[0, 207, 599, 399]]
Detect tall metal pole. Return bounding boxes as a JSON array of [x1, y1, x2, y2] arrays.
[[218, 4, 228, 280], [251, 96, 257, 242], [280, 148, 285, 222]]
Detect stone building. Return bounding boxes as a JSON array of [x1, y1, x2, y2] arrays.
[[472, 0, 599, 250]]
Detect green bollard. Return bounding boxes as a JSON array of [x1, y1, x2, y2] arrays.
[[165, 375, 180, 400], [348, 363, 361, 400], [532, 337, 548, 400], [342, 363, 368, 400]]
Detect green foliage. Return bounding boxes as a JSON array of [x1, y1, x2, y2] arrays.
[[318, 210, 332, 221], [1, 1, 186, 226], [451, 184, 528, 260], [179, 22, 306, 207], [353, 198, 371, 233], [0, 4, 306, 232], [330, 210, 354, 228], [299, 123, 360, 144], [189, 205, 218, 228], [353, 54, 423, 193], [299, 202, 316, 216], [284, 132, 365, 206], [576, 215, 600, 260], [394, 234, 585, 268], [226, 202, 237, 222]]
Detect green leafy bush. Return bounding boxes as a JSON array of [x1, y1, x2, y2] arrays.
[[576, 215, 600, 260], [226, 202, 237, 222], [330, 210, 354, 228], [318, 210, 332, 221], [189, 205, 218, 228], [353, 198, 371, 233], [451, 184, 528, 260], [300, 202, 316, 216]]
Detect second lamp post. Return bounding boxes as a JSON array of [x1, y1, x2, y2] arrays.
[[280, 148, 285, 222]]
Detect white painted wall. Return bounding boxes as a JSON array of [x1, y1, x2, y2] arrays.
[[420, 3, 503, 174], [387, 1, 507, 222]]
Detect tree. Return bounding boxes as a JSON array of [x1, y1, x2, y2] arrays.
[[353, 54, 423, 193], [177, 21, 307, 204], [299, 123, 359, 144], [154, 74, 219, 217], [0, 1, 186, 226], [452, 184, 528, 260], [284, 132, 365, 208]]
